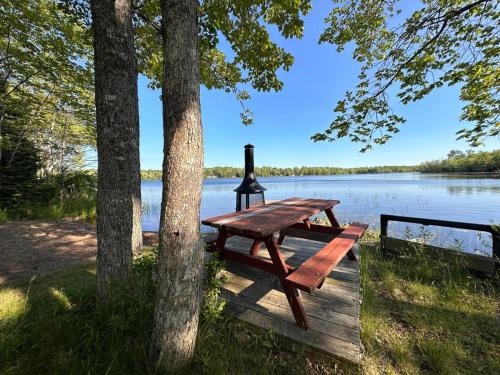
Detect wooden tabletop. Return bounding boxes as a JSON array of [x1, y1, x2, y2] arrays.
[[202, 197, 340, 238]]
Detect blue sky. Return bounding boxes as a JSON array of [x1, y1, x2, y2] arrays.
[[138, 2, 499, 170]]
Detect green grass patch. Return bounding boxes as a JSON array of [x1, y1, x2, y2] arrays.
[[359, 244, 500, 374], [0, 251, 348, 375], [2, 193, 96, 222], [1, 171, 97, 222], [0, 209, 8, 223], [1, 243, 498, 374]]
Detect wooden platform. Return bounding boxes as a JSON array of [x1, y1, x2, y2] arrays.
[[218, 235, 361, 364]]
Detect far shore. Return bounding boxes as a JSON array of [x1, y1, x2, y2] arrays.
[[141, 170, 500, 181]]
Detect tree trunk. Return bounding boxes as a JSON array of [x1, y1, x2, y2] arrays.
[[150, 0, 204, 371], [90, 0, 143, 300]]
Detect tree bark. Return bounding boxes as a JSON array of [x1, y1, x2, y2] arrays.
[[90, 0, 143, 300], [150, 0, 204, 371]]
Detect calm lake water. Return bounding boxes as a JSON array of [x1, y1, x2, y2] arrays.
[[142, 173, 500, 255]]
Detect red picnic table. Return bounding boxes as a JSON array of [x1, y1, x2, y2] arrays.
[[202, 197, 368, 329]]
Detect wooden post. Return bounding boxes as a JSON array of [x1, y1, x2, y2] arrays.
[[492, 227, 499, 269], [380, 214, 388, 256]]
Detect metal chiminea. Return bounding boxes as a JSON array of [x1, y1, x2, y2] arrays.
[[234, 144, 266, 211]]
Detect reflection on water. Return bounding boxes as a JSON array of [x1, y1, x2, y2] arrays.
[[421, 173, 500, 180], [142, 173, 500, 254], [446, 185, 500, 195]]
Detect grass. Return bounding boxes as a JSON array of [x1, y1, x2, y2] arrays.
[[0, 209, 8, 223], [359, 244, 500, 374], [0, 250, 347, 375], [0, 243, 499, 374], [2, 171, 97, 223], [2, 193, 96, 223]]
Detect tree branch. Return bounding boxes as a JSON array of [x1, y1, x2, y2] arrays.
[[369, 0, 492, 101]]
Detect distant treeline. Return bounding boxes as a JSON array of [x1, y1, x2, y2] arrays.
[[141, 165, 418, 180], [204, 165, 419, 178], [419, 149, 500, 173], [140, 149, 499, 180]]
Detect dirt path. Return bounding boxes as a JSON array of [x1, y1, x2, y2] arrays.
[[0, 221, 159, 285]]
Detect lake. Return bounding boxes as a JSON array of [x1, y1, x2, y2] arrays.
[[142, 173, 500, 255]]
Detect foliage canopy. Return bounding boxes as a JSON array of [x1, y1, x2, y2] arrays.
[[0, 0, 95, 174], [134, 0, 311, 125], [59, 0, 311, 126], [313, 0, 499, 151], [2, 0, 498, 173]]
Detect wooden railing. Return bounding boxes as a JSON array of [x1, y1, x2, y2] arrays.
[[380, 214, 499, 271]]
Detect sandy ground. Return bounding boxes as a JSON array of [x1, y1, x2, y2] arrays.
[[0, 220, 159, 285]]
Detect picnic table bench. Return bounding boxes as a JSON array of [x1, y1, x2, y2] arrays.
[[202, 197, 368, 329]]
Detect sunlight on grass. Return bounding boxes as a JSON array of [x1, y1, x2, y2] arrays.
[[359, 244, 500, 374], [403, 281, 439, 305], [0, 255, 353, 375], [49, 288, 73, 310], [1, 243, 498, 374], [0, 288, 26, 321]]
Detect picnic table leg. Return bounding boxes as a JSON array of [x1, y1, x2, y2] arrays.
[[249, 239, 261, 256], [277, 233, 286, 245], [264, 236, 309, 329], [215, 230, 229, 257], [325, 208, 357, 261], [325, 208, 341, 228], [346, 248, 357, 261], [277, 218, 311, 246], [303, 218, 311, 229]]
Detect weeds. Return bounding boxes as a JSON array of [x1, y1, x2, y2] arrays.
[[201, 251, 227, 321]]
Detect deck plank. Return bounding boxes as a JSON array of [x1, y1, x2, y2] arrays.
[[222, 272, 358, 311], [221, 266, 359, 313], [218, 235, 362, 364], [222, 278, 358, 324], [225, 303, 361, 364]]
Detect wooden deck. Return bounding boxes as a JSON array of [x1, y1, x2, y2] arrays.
[[218, 235, 362, 364]]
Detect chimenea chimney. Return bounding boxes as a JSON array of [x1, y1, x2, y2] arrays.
[[234, 144, 266, 211]]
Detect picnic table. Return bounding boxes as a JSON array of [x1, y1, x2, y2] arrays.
[[202, 197, 368, 329]]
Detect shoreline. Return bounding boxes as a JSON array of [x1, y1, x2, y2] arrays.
[[141, 171, 500, 181]]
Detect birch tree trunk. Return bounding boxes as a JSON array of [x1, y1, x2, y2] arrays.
[[149, 0, 204, 370], [90, 0, 143, 300]]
